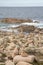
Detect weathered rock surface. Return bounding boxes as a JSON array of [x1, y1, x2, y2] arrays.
[[13, 55, 36, 64], [16, 61, 32, 65], [5, 60, 14, 65]]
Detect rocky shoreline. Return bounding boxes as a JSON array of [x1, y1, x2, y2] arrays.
[[0, 27, 43, 65], [0, 18, 43, 65]]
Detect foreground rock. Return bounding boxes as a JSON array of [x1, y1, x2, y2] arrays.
[[5, 59, 14, 65], [16, 61, 32, 65], [13, 55, 36, 64]]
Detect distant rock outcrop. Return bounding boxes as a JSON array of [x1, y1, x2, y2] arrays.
[[0, 18, 33, 23]]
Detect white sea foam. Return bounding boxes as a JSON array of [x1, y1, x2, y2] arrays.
[[0, 20, 43, 32]]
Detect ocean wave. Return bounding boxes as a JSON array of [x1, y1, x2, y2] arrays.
[[0, 20, 43, 32]]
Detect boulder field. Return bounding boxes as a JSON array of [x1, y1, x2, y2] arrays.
[[0, 26, 43, 65]]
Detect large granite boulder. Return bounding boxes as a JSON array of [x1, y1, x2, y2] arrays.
[[13, 55, 36, 64]]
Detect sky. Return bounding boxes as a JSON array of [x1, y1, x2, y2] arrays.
[[0, 0, 43, 7]]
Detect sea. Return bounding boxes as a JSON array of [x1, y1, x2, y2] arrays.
[[0, 7, 43, 32]]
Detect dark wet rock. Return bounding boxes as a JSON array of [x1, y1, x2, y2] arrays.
[[15, 25, 35, 32], [34, 21, 39, 23]]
